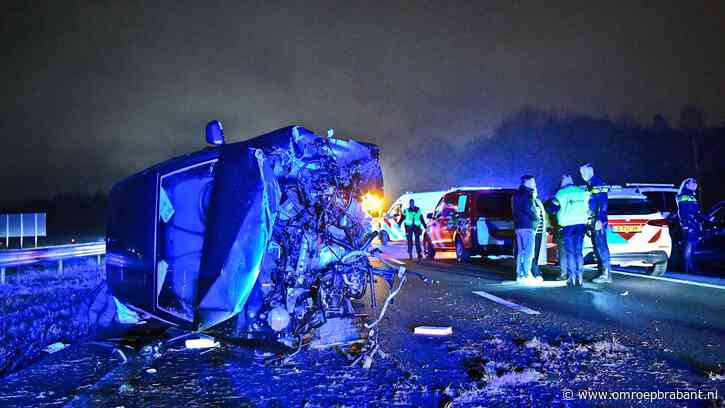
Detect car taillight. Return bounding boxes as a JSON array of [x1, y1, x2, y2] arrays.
[[646, 219, 669, 227]]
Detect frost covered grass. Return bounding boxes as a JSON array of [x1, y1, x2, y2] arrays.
[[0, 260, 104, 376], [449, 331, 654, 406]]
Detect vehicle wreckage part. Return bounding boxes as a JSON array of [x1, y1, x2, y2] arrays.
[[413, 326, 453, 336], [107, 125, 387, 345]]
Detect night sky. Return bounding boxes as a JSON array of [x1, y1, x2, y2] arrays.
[[2, 1, 724, 204]]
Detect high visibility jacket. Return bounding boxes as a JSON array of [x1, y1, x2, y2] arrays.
[[585, 176, 609, 223], [401, 206, 424, 227], [677, 191, 702, 233], [553, 185, 591, 227]]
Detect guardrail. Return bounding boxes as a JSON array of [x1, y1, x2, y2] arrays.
[[0, 242, 106, 284]]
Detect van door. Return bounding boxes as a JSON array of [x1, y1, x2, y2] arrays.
[[382, 202, 405, 241], [475, 191, 515, 249], [432, 194, 459, 250]]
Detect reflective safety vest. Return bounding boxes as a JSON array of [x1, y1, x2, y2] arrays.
[[677, 192, 701, 232], [403, 207, 423, 227]]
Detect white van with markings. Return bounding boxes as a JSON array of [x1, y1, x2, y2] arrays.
[[376, 191, 446, 245]]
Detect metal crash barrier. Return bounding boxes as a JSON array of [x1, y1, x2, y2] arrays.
[[0, 242, 106, 284]]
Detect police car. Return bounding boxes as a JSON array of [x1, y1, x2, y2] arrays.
[[625, 183, 678, 219], [376, 191, 446, 245], [583, 187, 672, 276]]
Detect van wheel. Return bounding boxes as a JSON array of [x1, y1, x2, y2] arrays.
[[424, 236, 435, 259], [455, 237, 470, 263], [378, 230, 389, 246], [649, 260, 668, 277]]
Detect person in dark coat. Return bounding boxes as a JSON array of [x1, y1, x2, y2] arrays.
[[677, 177, 704, 274], [580, 163, 612, 284], [512, 175, 539, 283]]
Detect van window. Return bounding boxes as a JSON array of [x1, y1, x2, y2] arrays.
[[457, 195, 468, 214], [476, 192, 513, 218], [608, 198, 658, 215], [434, 194, 458, 217], [433, 197, 446, 218], [389, 203, 402, 218], [642, 192, 677, 214]]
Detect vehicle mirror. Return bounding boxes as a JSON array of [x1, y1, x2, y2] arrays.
[[205, 120, 225, 145], [426, 212, 433, 220]]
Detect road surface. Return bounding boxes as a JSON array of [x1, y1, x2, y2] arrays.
[[0, 243, 722, 407]]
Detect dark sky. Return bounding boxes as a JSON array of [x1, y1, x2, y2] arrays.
[[2, 1, 724, 203]]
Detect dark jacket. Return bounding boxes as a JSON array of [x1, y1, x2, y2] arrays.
[[585, 176, 609, 224], [677, 190, 702, 234], [512, 185, 538, 229]]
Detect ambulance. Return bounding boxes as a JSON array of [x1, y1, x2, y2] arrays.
[[375, 191, 446, 245]]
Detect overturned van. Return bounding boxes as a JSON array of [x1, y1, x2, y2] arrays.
[[106, 124, 384, 343]]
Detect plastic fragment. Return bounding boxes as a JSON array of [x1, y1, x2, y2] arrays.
[[42, 342, 68, 354], [414, 326, 453, 336], [185, 338, 219, 349]]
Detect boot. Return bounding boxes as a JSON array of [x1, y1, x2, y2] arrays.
[[592, 268, 612, 284], [576, 274, 584, 287]]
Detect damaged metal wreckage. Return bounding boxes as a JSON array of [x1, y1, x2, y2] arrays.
[[105, 124, 408, 355]]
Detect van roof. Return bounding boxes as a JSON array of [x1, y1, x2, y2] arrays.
[[448, 186, 505, 191], [608, 187, 648, 199]]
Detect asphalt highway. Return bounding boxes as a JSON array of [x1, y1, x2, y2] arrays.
[[1, 243, 723, 407], [382, 242, 725, 376]]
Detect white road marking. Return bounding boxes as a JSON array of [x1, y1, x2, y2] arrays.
[[472, 291, 541, 315], [383, 257, 406, 266], [612, 270, 725, 291]]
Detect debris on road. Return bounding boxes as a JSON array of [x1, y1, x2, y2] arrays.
[[620, 290, 629, 296], [113, 348, 128, 363], [145, 368, 157, 374], [414, 326, 453, 336], [184, 338, 219, 350], [117, 383, 134, 394], [42, 342, 68, 354]]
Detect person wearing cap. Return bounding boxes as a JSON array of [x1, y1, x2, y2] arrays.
[[677, 177, 704, 274], [580, 163, 612, 284], [398, 199, 427, 260]]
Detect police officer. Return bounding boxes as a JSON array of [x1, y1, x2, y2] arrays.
[[677, 177, 703, 274], [398, 199, 427, 260], [580, 163, 612, 284], [551, 174, 590, 287]]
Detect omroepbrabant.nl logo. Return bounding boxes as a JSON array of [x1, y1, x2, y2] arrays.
[[562, 388, 719, 402]]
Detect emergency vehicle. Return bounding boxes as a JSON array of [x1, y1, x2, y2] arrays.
[[584, 187, 672, 276], [625, 183, 678, 219], [376, 191, 446, 245], [422, 187, 516, 261]]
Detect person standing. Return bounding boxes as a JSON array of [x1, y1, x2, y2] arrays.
[[397, 199, 426, 260], [551, 175, 590, 287], [579, 163, 612, 284], [677, 177, 703, 274], [530, 187, 547, 281], [545, 196, 568, 281], [512, 175, 539, 284]]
